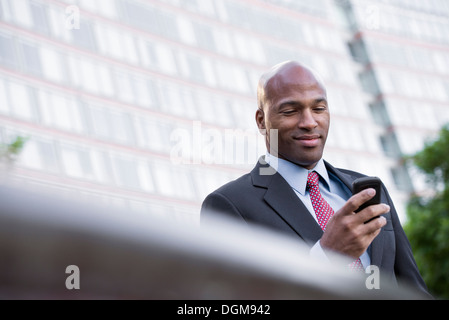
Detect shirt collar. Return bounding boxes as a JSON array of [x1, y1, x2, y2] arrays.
[[265, 152, 330, 195]]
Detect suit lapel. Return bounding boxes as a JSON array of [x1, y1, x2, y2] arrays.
[[264, 173, 323, 245], [251, 158, 323, 245]]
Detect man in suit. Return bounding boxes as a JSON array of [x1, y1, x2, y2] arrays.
[[201, 61, 429, 296]]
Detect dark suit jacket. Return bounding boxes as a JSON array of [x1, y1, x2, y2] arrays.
[[201, 158, 430, 296]]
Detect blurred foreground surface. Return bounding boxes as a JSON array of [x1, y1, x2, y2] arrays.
[[0, 183, 427, 299]]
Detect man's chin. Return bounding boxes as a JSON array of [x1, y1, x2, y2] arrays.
[[277, 152, 322, 170]]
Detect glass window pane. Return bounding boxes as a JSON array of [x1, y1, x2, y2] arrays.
[[134, 77, 152, 107], [79, 60, 99, 93], [90, 150, 113, 184], [71, 20, 95, 50], [155, 44, 177, 75], [11, 0, 33, 28], [67, 55, 81, 87], [0, 78, 9, 114], [122, 33, 138, 64], [9, 82, 34, 120], [152, 162, 175, 196], [61, 146, 85, 178], [48, 7, 72, 43], [90, 106, 110, 139], [38, 139, 59, 173], [20, 42, 42, 75], [196, 93, 215, 123], [40, 47, 63, 82], [115, 72, 134, 103], [110, 111, 134, 144], [96, 0, 119, 18], [0, 33, 17, 68], [136, 161, 154, 192], [78, 0, 97, 12], [172, 167, 195, 199], [30, 1, 49, 34], [179, 89, 198, 119], [18, 138, 42, 169], [97, 65, 114, 97], [177, 16, 196, 45], [112, 156, 141, 189], [213, 28, 234, 56], [52, 95, 72, 129], [104, 27, 124, 60]]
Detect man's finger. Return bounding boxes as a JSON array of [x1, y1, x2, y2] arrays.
[[362, 215, 387, 235], [356, 203, 390, 224], [339, 188, 376, 215]]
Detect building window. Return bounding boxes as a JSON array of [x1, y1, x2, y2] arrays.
[[17, 135, 59, 173], [115, 71, 135, 104], [136, 160, 155, 193], [40, 47, 64, 83], [212, 28, 235, 57], [30, 1, 50, 35], [109, 110, 135, 145], [0, 78, 9, 114], [78, 0, 119, 19], [61, 144, 94, 180], [10, 0, 33, 28], [8, 81, 35, 121], [177, 16, 197, 45], [89, 149, 114, 184], [95, 24, 138, 65], [89, 106, 110, 140], [160, 84, 185, 117], [111, 156, 141, 190], [133, 76, 154, 108], [0, 33, 18, 69], [20, 41, 42, 76], [17, 137, 43, 170], [184, 53, 206, 83], [391, 166, 412, 192], [154, 43, 178, 75], [38, 90, 85, 133], [193, 21, 216, 52], [71, 20, 96, 51]]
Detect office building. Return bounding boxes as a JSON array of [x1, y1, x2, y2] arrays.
[[0, 0, 448, 223]]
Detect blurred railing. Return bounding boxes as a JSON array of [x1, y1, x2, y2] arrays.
[[0, 183, 426, 300]]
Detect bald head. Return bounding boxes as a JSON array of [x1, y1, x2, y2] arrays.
[[257, 61, 326, 111], [255, 60, 330, 169]]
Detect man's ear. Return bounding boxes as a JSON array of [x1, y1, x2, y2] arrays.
[[255, 108, 266, 134]]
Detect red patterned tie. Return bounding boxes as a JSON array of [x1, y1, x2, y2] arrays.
[[307, 171, 364, 271]]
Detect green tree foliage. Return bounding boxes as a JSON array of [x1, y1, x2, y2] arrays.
[[405, 125, 449, 299], [0, 136, 28, 163]]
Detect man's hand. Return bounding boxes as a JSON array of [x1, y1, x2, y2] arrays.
[[320, 188, 389, 259]]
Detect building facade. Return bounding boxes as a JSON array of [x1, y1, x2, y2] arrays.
[[340, 0, 449, 203], [0, 0, 448, 223]]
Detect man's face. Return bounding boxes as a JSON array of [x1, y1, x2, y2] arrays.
[[256, 64, 330, 169]]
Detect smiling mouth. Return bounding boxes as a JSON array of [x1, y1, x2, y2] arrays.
[[293, 135, 320, 147]]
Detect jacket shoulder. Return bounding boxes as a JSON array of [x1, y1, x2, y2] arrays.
[[208, 172, 254, 198], [335, 168, 366, 179]]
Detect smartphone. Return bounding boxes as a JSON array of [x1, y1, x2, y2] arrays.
[[352, 176, 382, 214]]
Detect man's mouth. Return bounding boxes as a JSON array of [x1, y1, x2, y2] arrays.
[[293, 135, 320, 147]]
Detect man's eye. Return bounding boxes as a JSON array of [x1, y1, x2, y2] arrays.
[[281, 110, 296, 115]]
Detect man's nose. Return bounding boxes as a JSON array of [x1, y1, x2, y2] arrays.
[[298, 110, 318, 130]]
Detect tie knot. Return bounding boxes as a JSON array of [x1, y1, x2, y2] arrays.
[[307, 171, 319, 188]]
